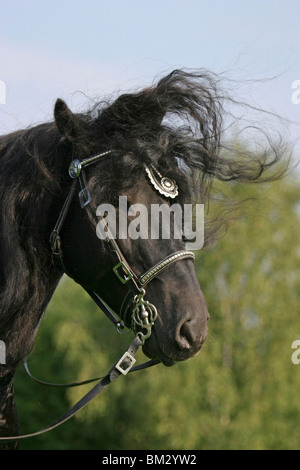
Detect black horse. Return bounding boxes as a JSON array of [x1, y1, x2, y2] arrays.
[[0, 70, 286, 447]]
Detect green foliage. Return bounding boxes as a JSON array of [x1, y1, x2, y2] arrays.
[[14, 171, 300, 450]]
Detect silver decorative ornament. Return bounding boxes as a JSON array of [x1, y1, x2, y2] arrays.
[[144, 164, 178, 198]]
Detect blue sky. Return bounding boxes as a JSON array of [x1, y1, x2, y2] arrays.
[[0, 0, 299, 151]]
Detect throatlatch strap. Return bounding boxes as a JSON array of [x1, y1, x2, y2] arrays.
[[50, 179, 78, 257]]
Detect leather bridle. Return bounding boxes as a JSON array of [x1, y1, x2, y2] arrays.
[[50, 150, 195, 344], [0, 150, 195, 442]]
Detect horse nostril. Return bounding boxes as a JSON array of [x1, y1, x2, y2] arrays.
[[175, 317, 208, 353], [176, 320, 194, 351]]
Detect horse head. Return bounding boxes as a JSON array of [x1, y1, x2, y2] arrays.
[[53, 88, 210, 366]]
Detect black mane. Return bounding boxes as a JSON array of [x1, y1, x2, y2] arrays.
[[0, 69, 288, 363], [0, 123, 62, 361]]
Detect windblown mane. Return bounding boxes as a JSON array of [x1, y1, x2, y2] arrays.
[[0, 69, 289, 363]]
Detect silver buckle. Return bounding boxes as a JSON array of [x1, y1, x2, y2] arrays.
[[115, 352, 136, 375], [113, 261, 133, 284], [78, 187, 91, 208]]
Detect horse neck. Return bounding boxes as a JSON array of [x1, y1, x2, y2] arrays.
[[0, 368, 18, 448], [0, 124, 66, 365]]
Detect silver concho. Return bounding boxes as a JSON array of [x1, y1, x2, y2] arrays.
[[144, 164, 178, 198]]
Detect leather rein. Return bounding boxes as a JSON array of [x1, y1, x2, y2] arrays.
[[0, 150, 195, 441]]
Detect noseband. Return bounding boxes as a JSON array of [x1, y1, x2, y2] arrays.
[[0, 150, 196, 442]]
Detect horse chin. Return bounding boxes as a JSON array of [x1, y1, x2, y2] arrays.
[[159, 357, 177, 367], [142, 344, 177, 367], [142, 333, 205, 367]]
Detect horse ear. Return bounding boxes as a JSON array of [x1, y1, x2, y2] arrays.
[[54, 99, 80, 141]]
